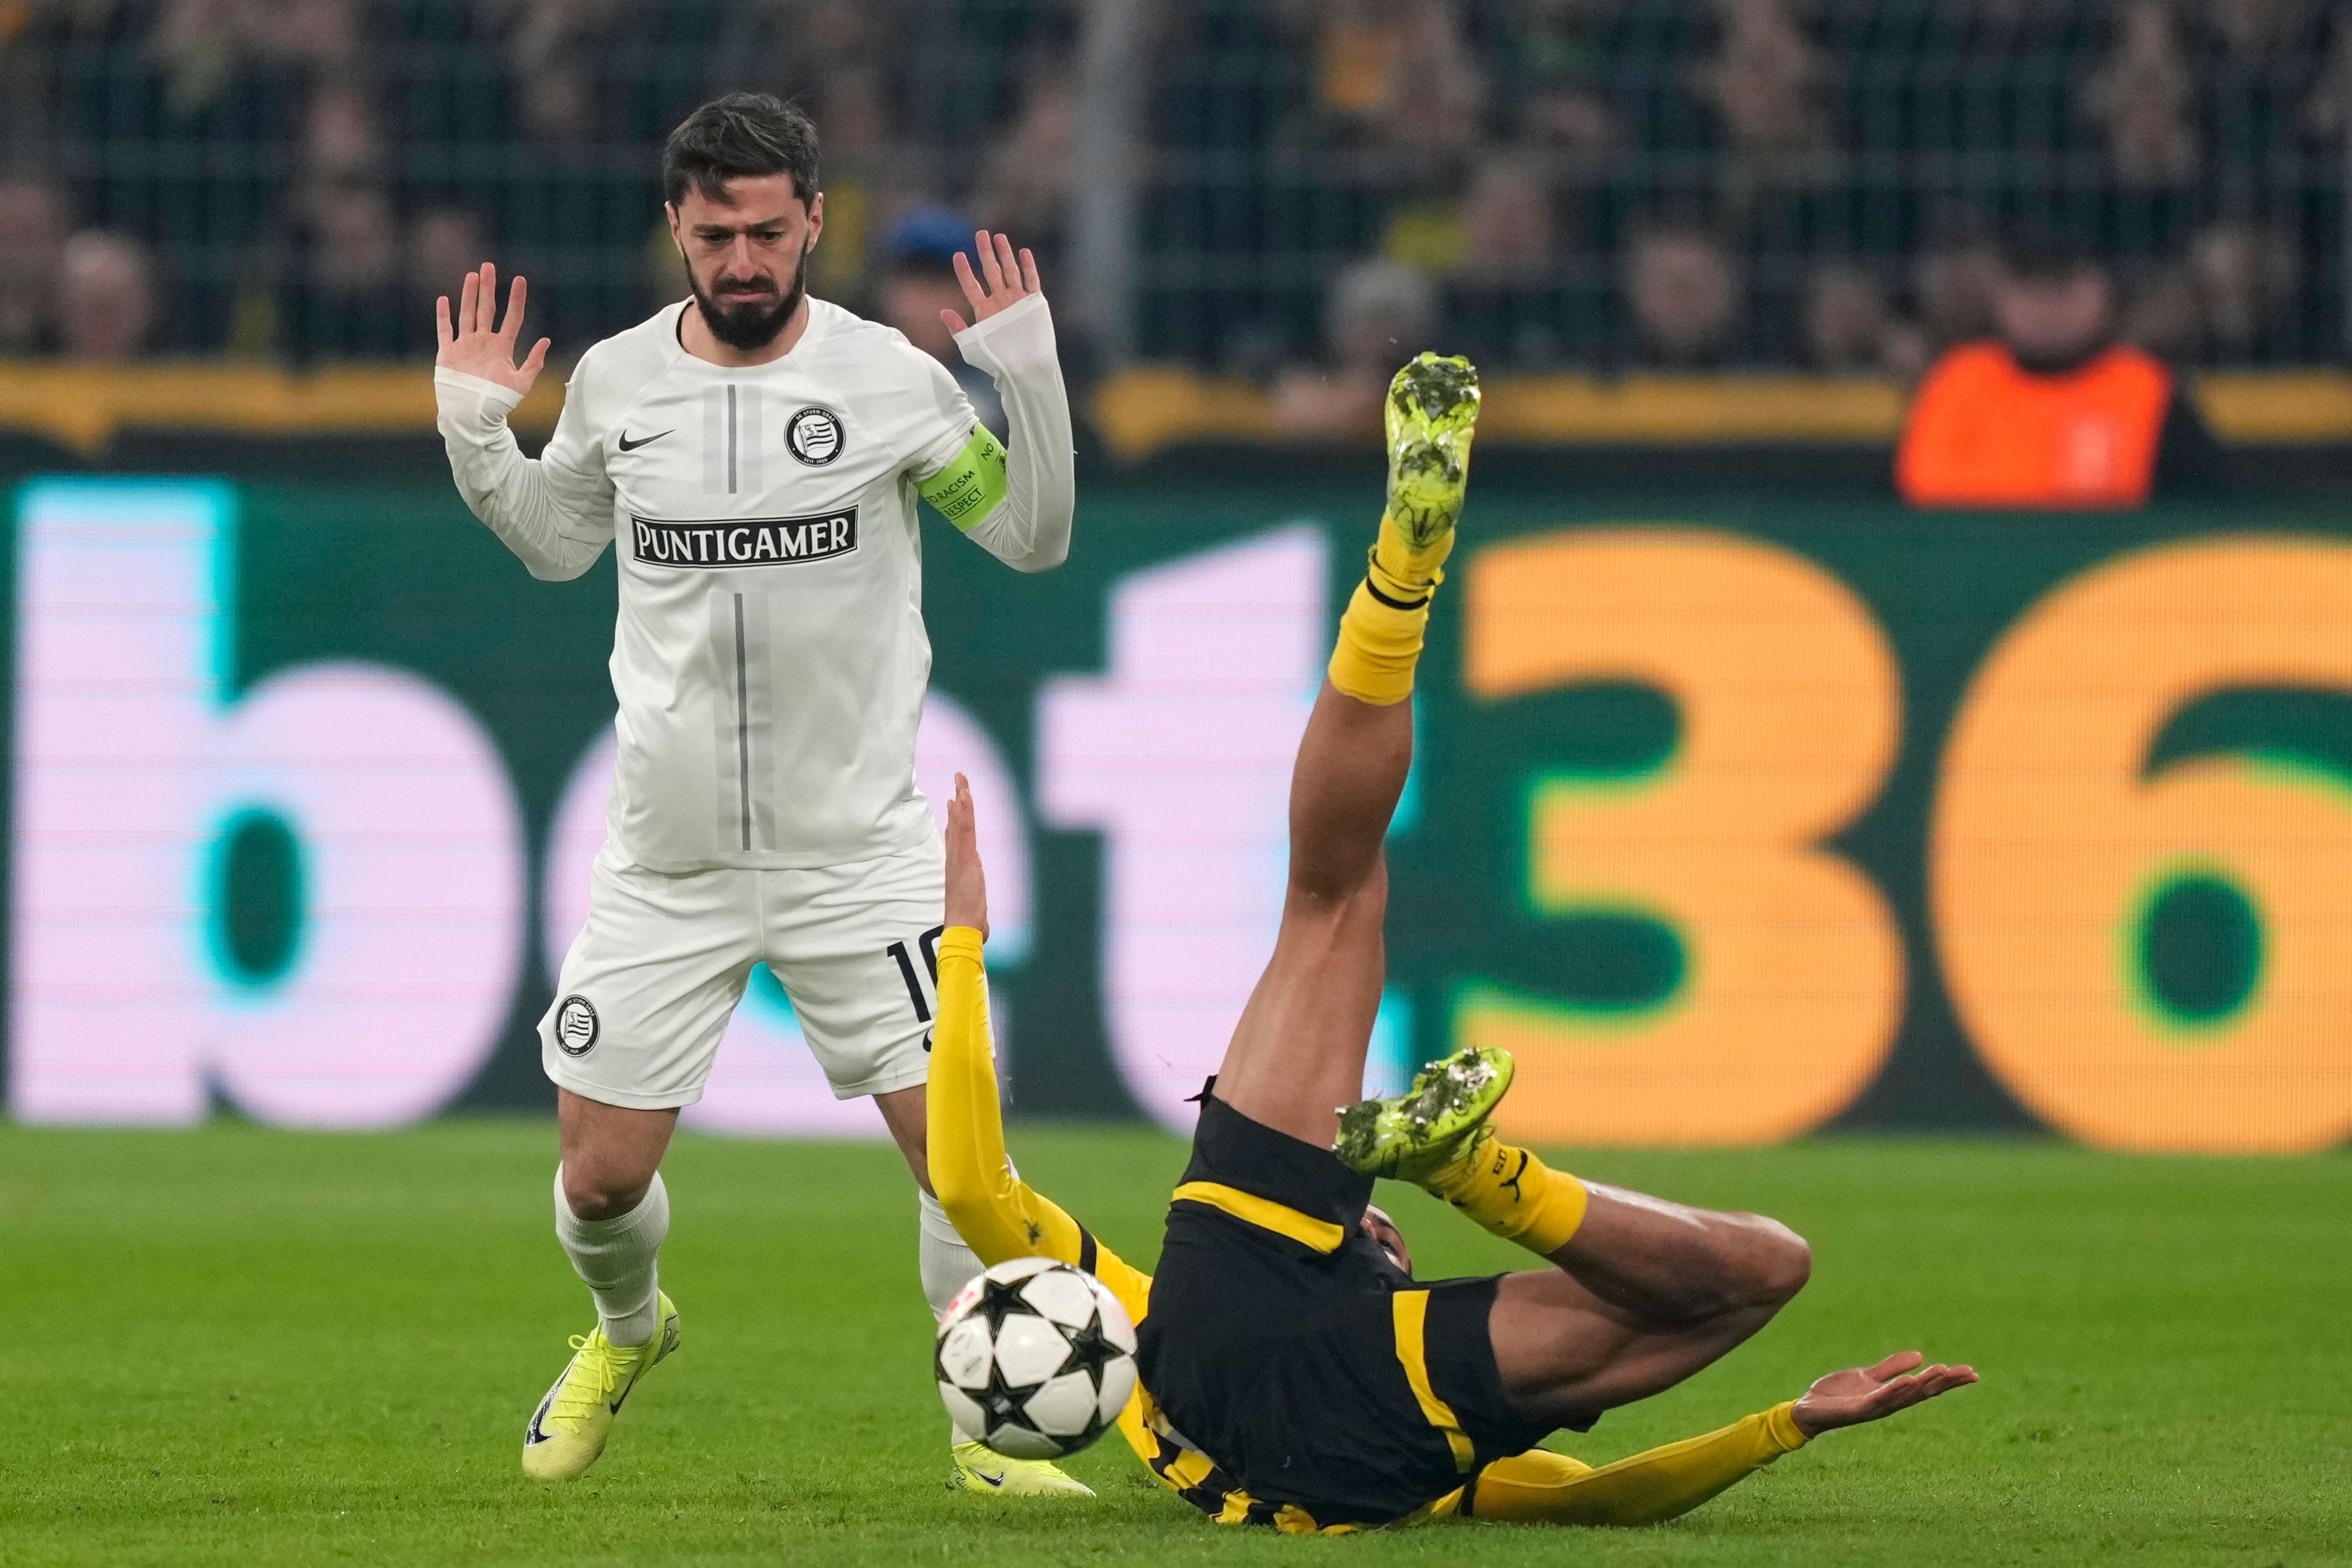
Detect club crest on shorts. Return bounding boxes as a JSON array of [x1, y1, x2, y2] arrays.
[[554, 995, 600, 1057], [785, 405, 845, 467]]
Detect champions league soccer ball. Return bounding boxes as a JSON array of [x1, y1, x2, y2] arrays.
[[935, 1257, 1139, 1460]]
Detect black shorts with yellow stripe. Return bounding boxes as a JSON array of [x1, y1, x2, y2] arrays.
[[1133, 1090, 1562, 1530]]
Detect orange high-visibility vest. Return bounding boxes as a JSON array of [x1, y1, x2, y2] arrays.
[[1896, 342, 2174, 510]]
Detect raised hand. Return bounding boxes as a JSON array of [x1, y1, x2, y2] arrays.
[[435, 262, 551, 396], [944, 772, 990, 941], [1790, 1351, 1978, 1437], [940, 230, 1042, 336]]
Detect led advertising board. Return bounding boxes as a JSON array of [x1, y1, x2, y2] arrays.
[[9, 475, 2351, 1152]]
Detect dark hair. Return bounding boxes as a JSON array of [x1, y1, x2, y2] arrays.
[[663, 94, 820, 210]]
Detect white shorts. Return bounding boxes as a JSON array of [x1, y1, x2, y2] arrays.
[[541, 836, 946, 1110]]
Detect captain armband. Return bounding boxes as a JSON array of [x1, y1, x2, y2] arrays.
[[917, 426, 1011, 529]]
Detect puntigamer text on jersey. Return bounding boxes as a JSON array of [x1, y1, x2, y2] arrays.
[[630, 509, 860, 569]]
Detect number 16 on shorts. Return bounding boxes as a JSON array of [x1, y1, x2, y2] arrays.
[[889, 925, 945, 1050]]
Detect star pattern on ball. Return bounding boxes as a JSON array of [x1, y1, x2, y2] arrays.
[[1055, 1308, 1120, 1390], [971, 1275, 1035, 1334], [977, 1357, 1044, 1433]]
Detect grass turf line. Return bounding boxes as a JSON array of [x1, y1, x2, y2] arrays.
[[2, 1123, 2347, 1567]]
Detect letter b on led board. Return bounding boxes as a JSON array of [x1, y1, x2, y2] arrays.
[[9, 481, 524, 1126]]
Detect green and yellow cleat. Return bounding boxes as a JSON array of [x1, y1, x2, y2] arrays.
[[520, 1292, 680, 1480], [1335, 1047, 1515, 1184], [947, 1438, 1096, 1498], [1382, 352, 1482, 556]]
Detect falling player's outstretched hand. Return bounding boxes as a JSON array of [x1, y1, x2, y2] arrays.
[[435, 263, 551, 396], [944, 772, 990, 943], [1790, 1351, 1978, 1437], [940, 230, 1042, 336]]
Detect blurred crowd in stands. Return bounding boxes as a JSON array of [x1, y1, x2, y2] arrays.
[[0, 0, 2340, 417], [0, 0, 1076, 366]]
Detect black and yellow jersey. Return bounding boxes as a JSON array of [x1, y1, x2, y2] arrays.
[[927, 926, 1811, 1532]]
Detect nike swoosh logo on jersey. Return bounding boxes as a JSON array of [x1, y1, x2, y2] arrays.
[[616, 429, 673, 451]]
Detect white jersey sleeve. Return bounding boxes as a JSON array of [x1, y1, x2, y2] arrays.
[[435, 353, 619, 582], [878, 294, 1075, 575]]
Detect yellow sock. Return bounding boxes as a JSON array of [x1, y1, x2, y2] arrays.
[[1371, 508, 1455, 595], [1427, 1134, 1589, 1256], [1325, 516, 1453, 706]]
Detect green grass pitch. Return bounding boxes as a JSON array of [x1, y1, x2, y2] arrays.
[[4, 1123, 2348, 1567]]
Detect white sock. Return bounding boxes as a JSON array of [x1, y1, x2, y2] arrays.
[[918, 1188, 985, 1319], [553, 1165, 669, 1347]]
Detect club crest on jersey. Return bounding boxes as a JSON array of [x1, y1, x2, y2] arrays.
[[785, 405, 845, 467], [554, 995, 599, 1057], [631, 508, 860, 569]]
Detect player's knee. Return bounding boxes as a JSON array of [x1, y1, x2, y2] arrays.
[[562, 1166, 651, 1221]]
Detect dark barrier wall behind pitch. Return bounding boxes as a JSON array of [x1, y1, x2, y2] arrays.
[[8, 470, 2352, 1153]]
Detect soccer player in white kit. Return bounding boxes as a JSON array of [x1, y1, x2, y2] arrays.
[[431, 94, 1085, 1494]]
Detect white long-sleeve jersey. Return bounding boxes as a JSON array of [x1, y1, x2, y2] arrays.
[[435, 292, 1074, 872]]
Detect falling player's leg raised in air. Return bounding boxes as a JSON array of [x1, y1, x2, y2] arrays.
[[925, 353, 1970, 1529], [1129, 351, 1977, 1528]]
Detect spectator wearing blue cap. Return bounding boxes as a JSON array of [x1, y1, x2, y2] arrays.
[[878, 206, 1006, 439]]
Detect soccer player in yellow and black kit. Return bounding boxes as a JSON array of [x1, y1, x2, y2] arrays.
[[928, 353, 1977, 1530]]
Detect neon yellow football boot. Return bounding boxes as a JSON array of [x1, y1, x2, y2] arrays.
[[1378, 351, 1482, 576], [947, 1438, 1096, 1498], [520, 1292, 680, 1480], [1334, 1047, 1515, 1183]]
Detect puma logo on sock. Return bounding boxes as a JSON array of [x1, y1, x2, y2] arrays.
[[1499, 1150, 1530, 1205]]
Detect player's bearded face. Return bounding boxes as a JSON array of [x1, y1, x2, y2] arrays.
[[673, 179, 821, 352], [687, 233, 812, 351]]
